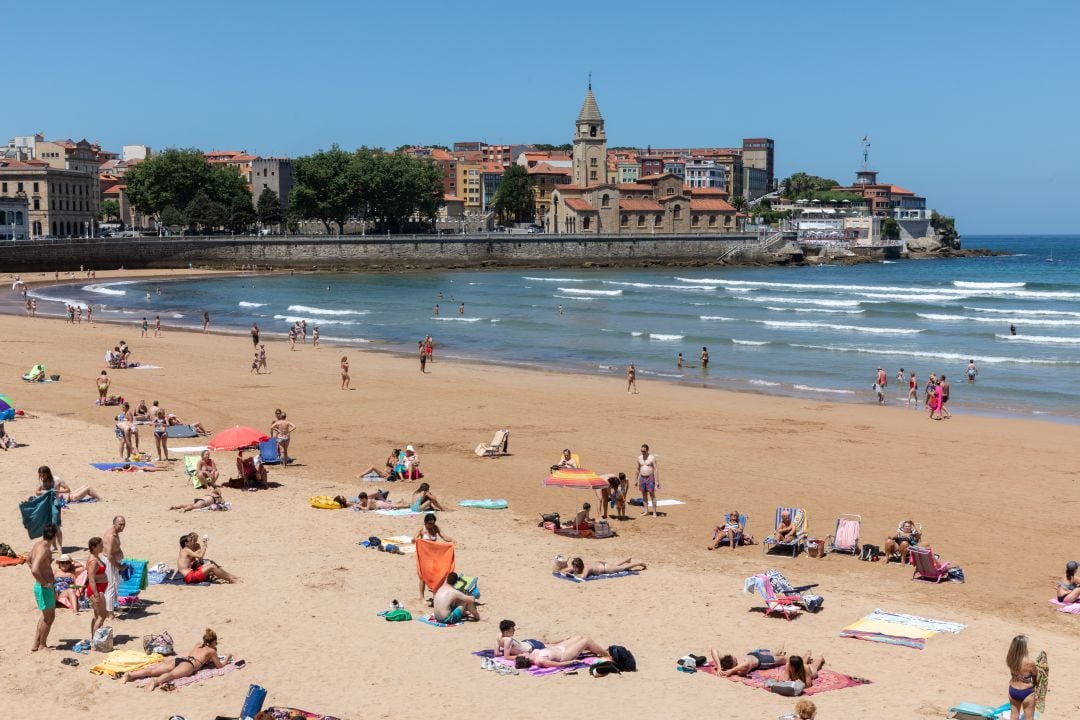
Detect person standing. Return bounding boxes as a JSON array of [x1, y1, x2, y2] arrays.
[[312, 326, 320, 349], [459, 303, 465, 315], [425, 335, 434, 364], [96, 371, 111, 405], [30, 524, 58, 651], [929, 380, 943, 421], [907, 371, 918, 408], [141, 317, 148, 337], [924, 372, 937, 409], [258, 344, 267, 372], [202, 311, 210, 333], [251, 322, 260, 348], [288, 326, 297, 350], [86, 304, 93, 325], [270, 414, 295, 468], [700, 346, 709, 369], [433, 304, 440, 316], [940, 375, 952, 419], [85, 536, 109, 640], [1006, 635, 1042, 720], [967, 359, 978, 384], [154, 315, 162, 337], [636, 444, 659, 517], [102, 515, 126, 617], [876, 366, 887, 389], [301, 320, 308, 344], [627, 363, 638, 394], [419, 341, 428, 373], [340, 356, 350, 389]]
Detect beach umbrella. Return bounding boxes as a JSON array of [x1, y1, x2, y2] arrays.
[[545, 468, 608, 490], [207, 425, 269, 451]]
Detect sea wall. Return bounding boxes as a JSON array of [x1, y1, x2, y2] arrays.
[[0, 233, 772, 271]]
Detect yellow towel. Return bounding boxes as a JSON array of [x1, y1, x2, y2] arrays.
[[89, 651, 164, 678], [844, 618, 937, 639]]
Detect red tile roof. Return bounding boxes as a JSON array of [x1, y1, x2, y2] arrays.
[[0, 159, 49, 169], [637, 173, 680, 183], [689, 187, 729, 197], [659, 193, 691, 203], [564, 198, 595, 212], [615, 183, 652, 191], [527, 163, 571, 176], [619, 199, 663, 211], [690, 198, 736, 212], [889, 185, 915, 195], [443, 194, 465, 203]]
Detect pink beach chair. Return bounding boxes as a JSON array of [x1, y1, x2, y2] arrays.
[[825, 514, 861, 556], [909, 545, 950, 583], [748, 573, 801, 620]]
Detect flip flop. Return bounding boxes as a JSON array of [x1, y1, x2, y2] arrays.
[[61, 657, 79, 666]]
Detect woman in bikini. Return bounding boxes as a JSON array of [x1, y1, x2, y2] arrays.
[[53, 554, 84, 616], [416, 513, 453, 602], [151, 402, 169, 462], [786, 652, 826, 688], [1056, 560, 1080, 604], [196, 450, 220, 488], [1006, 635, 1038, 720], [85, 537, 109, 637], [169, 489, 226, 513], [270, 414, 295, 467], [884, 519, 921, 565], [495, 619, 546, 659], [115, 402, 135, 459], [353, 491, 406, 511], [356, 448, 401, 480], [36, 465, 101, 504], [561, 556, 647, 579], [123, 628, 232, 690], [515, 636, 609, 669], [709, 511, 751, 551], [340, 356, 350, 390], [96, 371, 111, 404]]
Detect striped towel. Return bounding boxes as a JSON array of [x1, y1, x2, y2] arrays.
[[137, 659, 244, 689], [553, 570, 639, 583], [867, 609, 966, 633]]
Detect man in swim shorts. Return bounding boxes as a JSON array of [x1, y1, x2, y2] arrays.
[[175, 533, 239, 584], [102, 515, 125, 614], [433, 572, 480, 623], [30, 524, 58, 651], [711, 648, 790, 676]]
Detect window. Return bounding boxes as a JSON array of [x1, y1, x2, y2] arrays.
[[590, 125, 597, 137], [33, 182, 39, 193], [590, 171, 597, 180], [590, 158, 597, 167], [708, 214, 716, 226], [52, 221, 58, 236], [620, 214, 628, 226], [666, 187, 674, 195], [17, 182, 24, 192], [601, 194, 610, 208], [1, 182, 5, 192], [692, 215, 699, 226], [583, 217, 591, 230], [33, 198, 40, 210], [673, 204, 682, 220], [638, 215, 645, 227]]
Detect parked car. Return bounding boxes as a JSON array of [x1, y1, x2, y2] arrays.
[[527, 225, 543, 234]]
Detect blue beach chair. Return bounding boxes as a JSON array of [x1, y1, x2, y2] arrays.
[[762, 507, 807, 558]]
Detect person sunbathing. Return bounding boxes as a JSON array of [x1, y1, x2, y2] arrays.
[[236, 450, 268, 487], [395, 446, 421, 480], [711, 648, 791, 676], [559, 556, 647, 579], [550, 448, 577, 472], [357, 448, 401, 480], [495, 619, 547, 659], [884, 519, 921, 564], [133, 400, 150, 422], [123, 628, 232, 690], [355, 490, 406, 511], [166, 414, 208, 434], [169, 489, 227, 513], [196, 450, 220, 489], [786, 652, 825, 688], [514, 636, 609, 669], [54, 554, 84, 616], [709, 511, 749, 551], [36, 465, 102, 504], [433, 572, 480, 623], [173, 533, 239, 584], [1057, 560, 1080, 604], [410, 482, 446, 512], [775, 511, 797, 543]]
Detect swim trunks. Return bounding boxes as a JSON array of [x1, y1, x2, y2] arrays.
[[442, 606, 464, 624], [637, 476, 656, 494], [184, 568, 208, 584], [34, 583, 57, 611], [748, 649, 777, 669]]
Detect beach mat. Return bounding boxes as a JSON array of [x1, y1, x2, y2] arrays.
[[130, 365, 162, 370], [168, 445, 208, 454], [458, 499, 508, 509], [701, 664, 871, 695], [473, 649, 599, 676], [553, 570, 639, 583], [416, 539, 455, 592], [1050, 598, 1080, 614], [90, 462, 157, 471], [261, 708, 343, 720], [629, 498, 686, 507], [839, 629, 926, 649], [89, 650, 164, 678], [166, 425, 199, 439], [0, 554, 28, 567], [375, 508, 422, 516], [416, 613, 463, 628], [118, 559, 149, 596], [360, 471, 385, 482], [137, 659, 244, 689]]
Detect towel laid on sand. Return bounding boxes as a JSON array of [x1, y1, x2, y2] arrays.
[[554, 570, 640, 583], [360, 471, 385, 482], [19, 490, 60, 540], [166, 424, 199, 439], [166, 445, 207, 454], [90, 462, 157, 471], [137, 659, 244, 689], [90, 650, 164, 678], [473, 649, 600, 676], [261, 708, 342, 720], [416, 539, 455, 592], [842, 618, 938, 639], [0, 554, 28, 567], [375, 508, 421, 516], [1050, 598, 1080, 614], [629, 498, 686, 507], [417, 613, 463, 628], [865, 609, 966, 633], [701, 664, 871, 695]]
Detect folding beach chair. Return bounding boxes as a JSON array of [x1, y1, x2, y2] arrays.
[[184, 455, 203, 489], [258, 438, 283, 465], [746, 573, 801, 620], [711, 513, 748, 548], [762, 507, 807, 558], [910, 546, 951, 583], [825, 514, 861, 555], [474, 429, 510, 457], [116, 558, 148, 613]]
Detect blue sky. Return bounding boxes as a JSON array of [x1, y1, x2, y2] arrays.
[[5, 1, 1078, 234]]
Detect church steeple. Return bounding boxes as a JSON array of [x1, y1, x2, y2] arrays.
[[572, 81, 607, 187]]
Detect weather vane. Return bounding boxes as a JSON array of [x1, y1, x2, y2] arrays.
[[861, 136, 871, 170]]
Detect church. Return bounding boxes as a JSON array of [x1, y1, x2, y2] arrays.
[[546, 86, 740, 235]]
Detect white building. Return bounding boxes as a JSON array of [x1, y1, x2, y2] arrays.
[[685, 159, 728, 190]]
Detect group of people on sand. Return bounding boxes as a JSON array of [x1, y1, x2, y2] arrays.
[[288, 320, 319, 350], [873, 366, 966, 419], [105, 340, 136, 369], [111, 399, 199, 461], [552, 444, 660, 518], [64, 303, 92, 324]]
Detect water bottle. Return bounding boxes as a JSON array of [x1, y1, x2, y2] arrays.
[[240, 683, 267, 719]]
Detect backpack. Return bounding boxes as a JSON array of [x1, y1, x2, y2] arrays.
[[538, 512, 561, 529], [383, 608, 412, 622], [860, 544, 881, 562], [608, 645, 637, 672], [589, 660, 622, 677]]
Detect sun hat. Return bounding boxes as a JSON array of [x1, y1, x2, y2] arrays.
[[58, 554, 72, 563]]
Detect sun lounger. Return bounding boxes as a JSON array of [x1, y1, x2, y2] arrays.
[[947, 701, 1010, 719], [762, 507, 807, 558], [910, 546, 951, 583], [474, 429, 510, 457], [826, 514, 861, 555]]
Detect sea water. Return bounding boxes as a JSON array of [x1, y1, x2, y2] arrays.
[[32, 235, 1080, 421]]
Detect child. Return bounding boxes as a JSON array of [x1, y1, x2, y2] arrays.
[[141, 317, 148, 337], [312, 326, 320, 348], [251, 352, 260, 374]]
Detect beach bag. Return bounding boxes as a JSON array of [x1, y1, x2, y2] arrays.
[[92, 626, 114, 652], [142, 631, 174, 656], [948, 567, 966, 583], [594, 520, 612, 538], [589, 660, 622, 677], [608, 645, 637, 672], [383, 608, 412, 622], [765, 678, 805, 696], [860, 544, 881, 562], [539, 512, 561, 529]]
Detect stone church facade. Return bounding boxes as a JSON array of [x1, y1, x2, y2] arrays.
[[547, 87, 740, 235]]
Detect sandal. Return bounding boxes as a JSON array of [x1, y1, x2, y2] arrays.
[[61, 657, 79, 666]]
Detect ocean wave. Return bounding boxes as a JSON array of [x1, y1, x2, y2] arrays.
[[631, 331, 643, 337], [239, 301, 267, 308], [918, 313, 1080, 327], [794, 384, 856, 395], [314, 335, 372, 343], [522, 277, 587, 282], [83, 283, 130, 296], [649, 333, 684, 341], [765, 306, 864, 315], [789, 343, 1078, 365], [749, 379, 780, 386], [760, 320, 922, 334], [557, 288, 622, 296], [273, 315, 359, 326], [740, 296, 863, 307], [27, 291, 87, 309], [997, 334, 1080, 344], [601, 281, 717, 291], [639, 370, 683, 378], [431, 317, 484, 323], [554, 294, 594, 301], [732, 339, 769, 346], [287, 305, 369, 316], [678, 277, 1075, 300], [699, 315, 735, 321], [171, 313, 184, 319], [953, 281, 1026, 289], [856, 292, 967, 303], [725, 287, 753, 293], [966, 307, 1080, 318]]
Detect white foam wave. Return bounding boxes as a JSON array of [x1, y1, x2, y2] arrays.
[[760, 320, 922, 335], [725, 287, 753, 293], [171, 313, 184, 319], [740, 296, 863, 308], [239, 301, 267, 308], [953, 281, 1026, 289], [918, 313, 1080, 327], [631, 331, 643, 337], [287, 305, 369, 316], [557, 288, 622, 296], [639, 370, 683, 378], [601, 281, 717, 291], [431, 317, 484, 323], [555, 294, 593, 301], [83, 283, 129, 296], [789, 343, 1077, 366], [27, 290, 87, 309], [273, 315, 358, 326], [699, 316, 735, 321], [649, 333, 684, 341], [732, 339, 769, 346], [966, 307, 1080, 318], [314, 335, 372, 343], [857, 292, 967, 303], [794, 384, 856, 395], [749, 379, 780, 386], [997, 334, 1080, 344], [679, 277, 1080, 300], [765, 306, 864, 315], [522, 277, 587, 282]]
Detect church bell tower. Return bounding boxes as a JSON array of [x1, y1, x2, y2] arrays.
[[572, 79, 607, 188]]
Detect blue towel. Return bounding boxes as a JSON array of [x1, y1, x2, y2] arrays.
[[553, 570, 639, 583], [19, 490, 61, 539], [416, 613, 463, 627], [90, 462, 157, 471]]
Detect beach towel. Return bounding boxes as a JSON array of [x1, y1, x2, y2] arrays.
[[185, 455, 202, 489], [1050, 598, 1080, 614], [458, 499, 508, 509], [838, 629, 926, 649], [130, 365, 162, 370], [137, 659, 244, 690], [259, 438, 282, 464], [416, 539, 455, 592], [19, 490, 60, 540], [166, 424, 198, 439], [0, 554, 28, 567], [375, 508, 421, 517], [417, 612, 463, 628], [629, 498, 686, 507], [554, 570, 640, 583], [701, 664, 871, 696], [473, 649, 600, 676], [865, 609, 966, 633], [261, 708, 342, 720], [168, 445, 208, 454], [89, 650, 164, 678], [118, 559, 149, 596], [90, 462, 157, 471], [360, 471, 385, 482], [842, 618, 938, 639]]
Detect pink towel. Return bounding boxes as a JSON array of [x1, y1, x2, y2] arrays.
[[1050, 599, 1080, 614]]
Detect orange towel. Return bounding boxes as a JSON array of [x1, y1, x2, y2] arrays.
[[0, 554, 27, 567], [415, 539, 455, 592]]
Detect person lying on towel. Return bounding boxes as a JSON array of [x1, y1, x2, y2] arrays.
[[122, 628, 232, 690], [433, 572, 480, 623], [495, 619, 548, 659], [514, 636, 609, 669], [555, 556, 647, 579]]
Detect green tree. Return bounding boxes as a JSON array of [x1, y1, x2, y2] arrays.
[[490, 163, 532, 223], [930, 210, 959, 247], [880, 217, 901, 241], [290, 145, 362, 234], [125, 148, 215, 218], [227, 194, 256, 233], [184, 191, 226, 233], [728, 195, 747, 213], [159, 205, 185, 230], [97, 199, 120, 222], [783, 172, 840, 200], [257, 188, 284, 227], [533, 143, 572, 152], [356, 149, 444, 232]]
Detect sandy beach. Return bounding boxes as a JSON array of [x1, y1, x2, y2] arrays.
[[1, 272, 1078, 720]]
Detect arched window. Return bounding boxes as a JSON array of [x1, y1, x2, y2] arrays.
[[673, 204, 682, 220], [33, 221, 42, 236], [692, 214, 700, 226], [583, 216, 591, 230], [590, 125, 597, 137], [620, 213, 628, 226], [709, 214, 717, 226], [654, 215, 661, 225], [601, 194, 610, 208]]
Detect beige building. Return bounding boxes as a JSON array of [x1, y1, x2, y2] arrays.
[[0, 160, 99, 237], [548, 88, 739, 235]]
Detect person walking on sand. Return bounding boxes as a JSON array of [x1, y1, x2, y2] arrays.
[[876, 366, 887, 389], [636, 444, 659, 516], [907, 371, 918, 408], [258, 344, 267, 372], [86, 304, 93, 325], [251, 322, 260, 348], [288, 325, 297, 350], [301, 320, 307, 344], [141, 317, 148, 337], [151, 402, 170, 461], [30, 524, 58, 651], [202, 311, 210, 333], [940, 375, 952, 419], [102, 516, 126, 616], [251, 351, 260, 374], [627, 362, 638, 394], [419, 342, 428, 373], [924, 372, 937, 408], [967, 359, 978, 384], [340, 356, 350, 389], [312, 326, 320, 348], [154, 315, 161, 337], [929, 380, 943, 420]]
